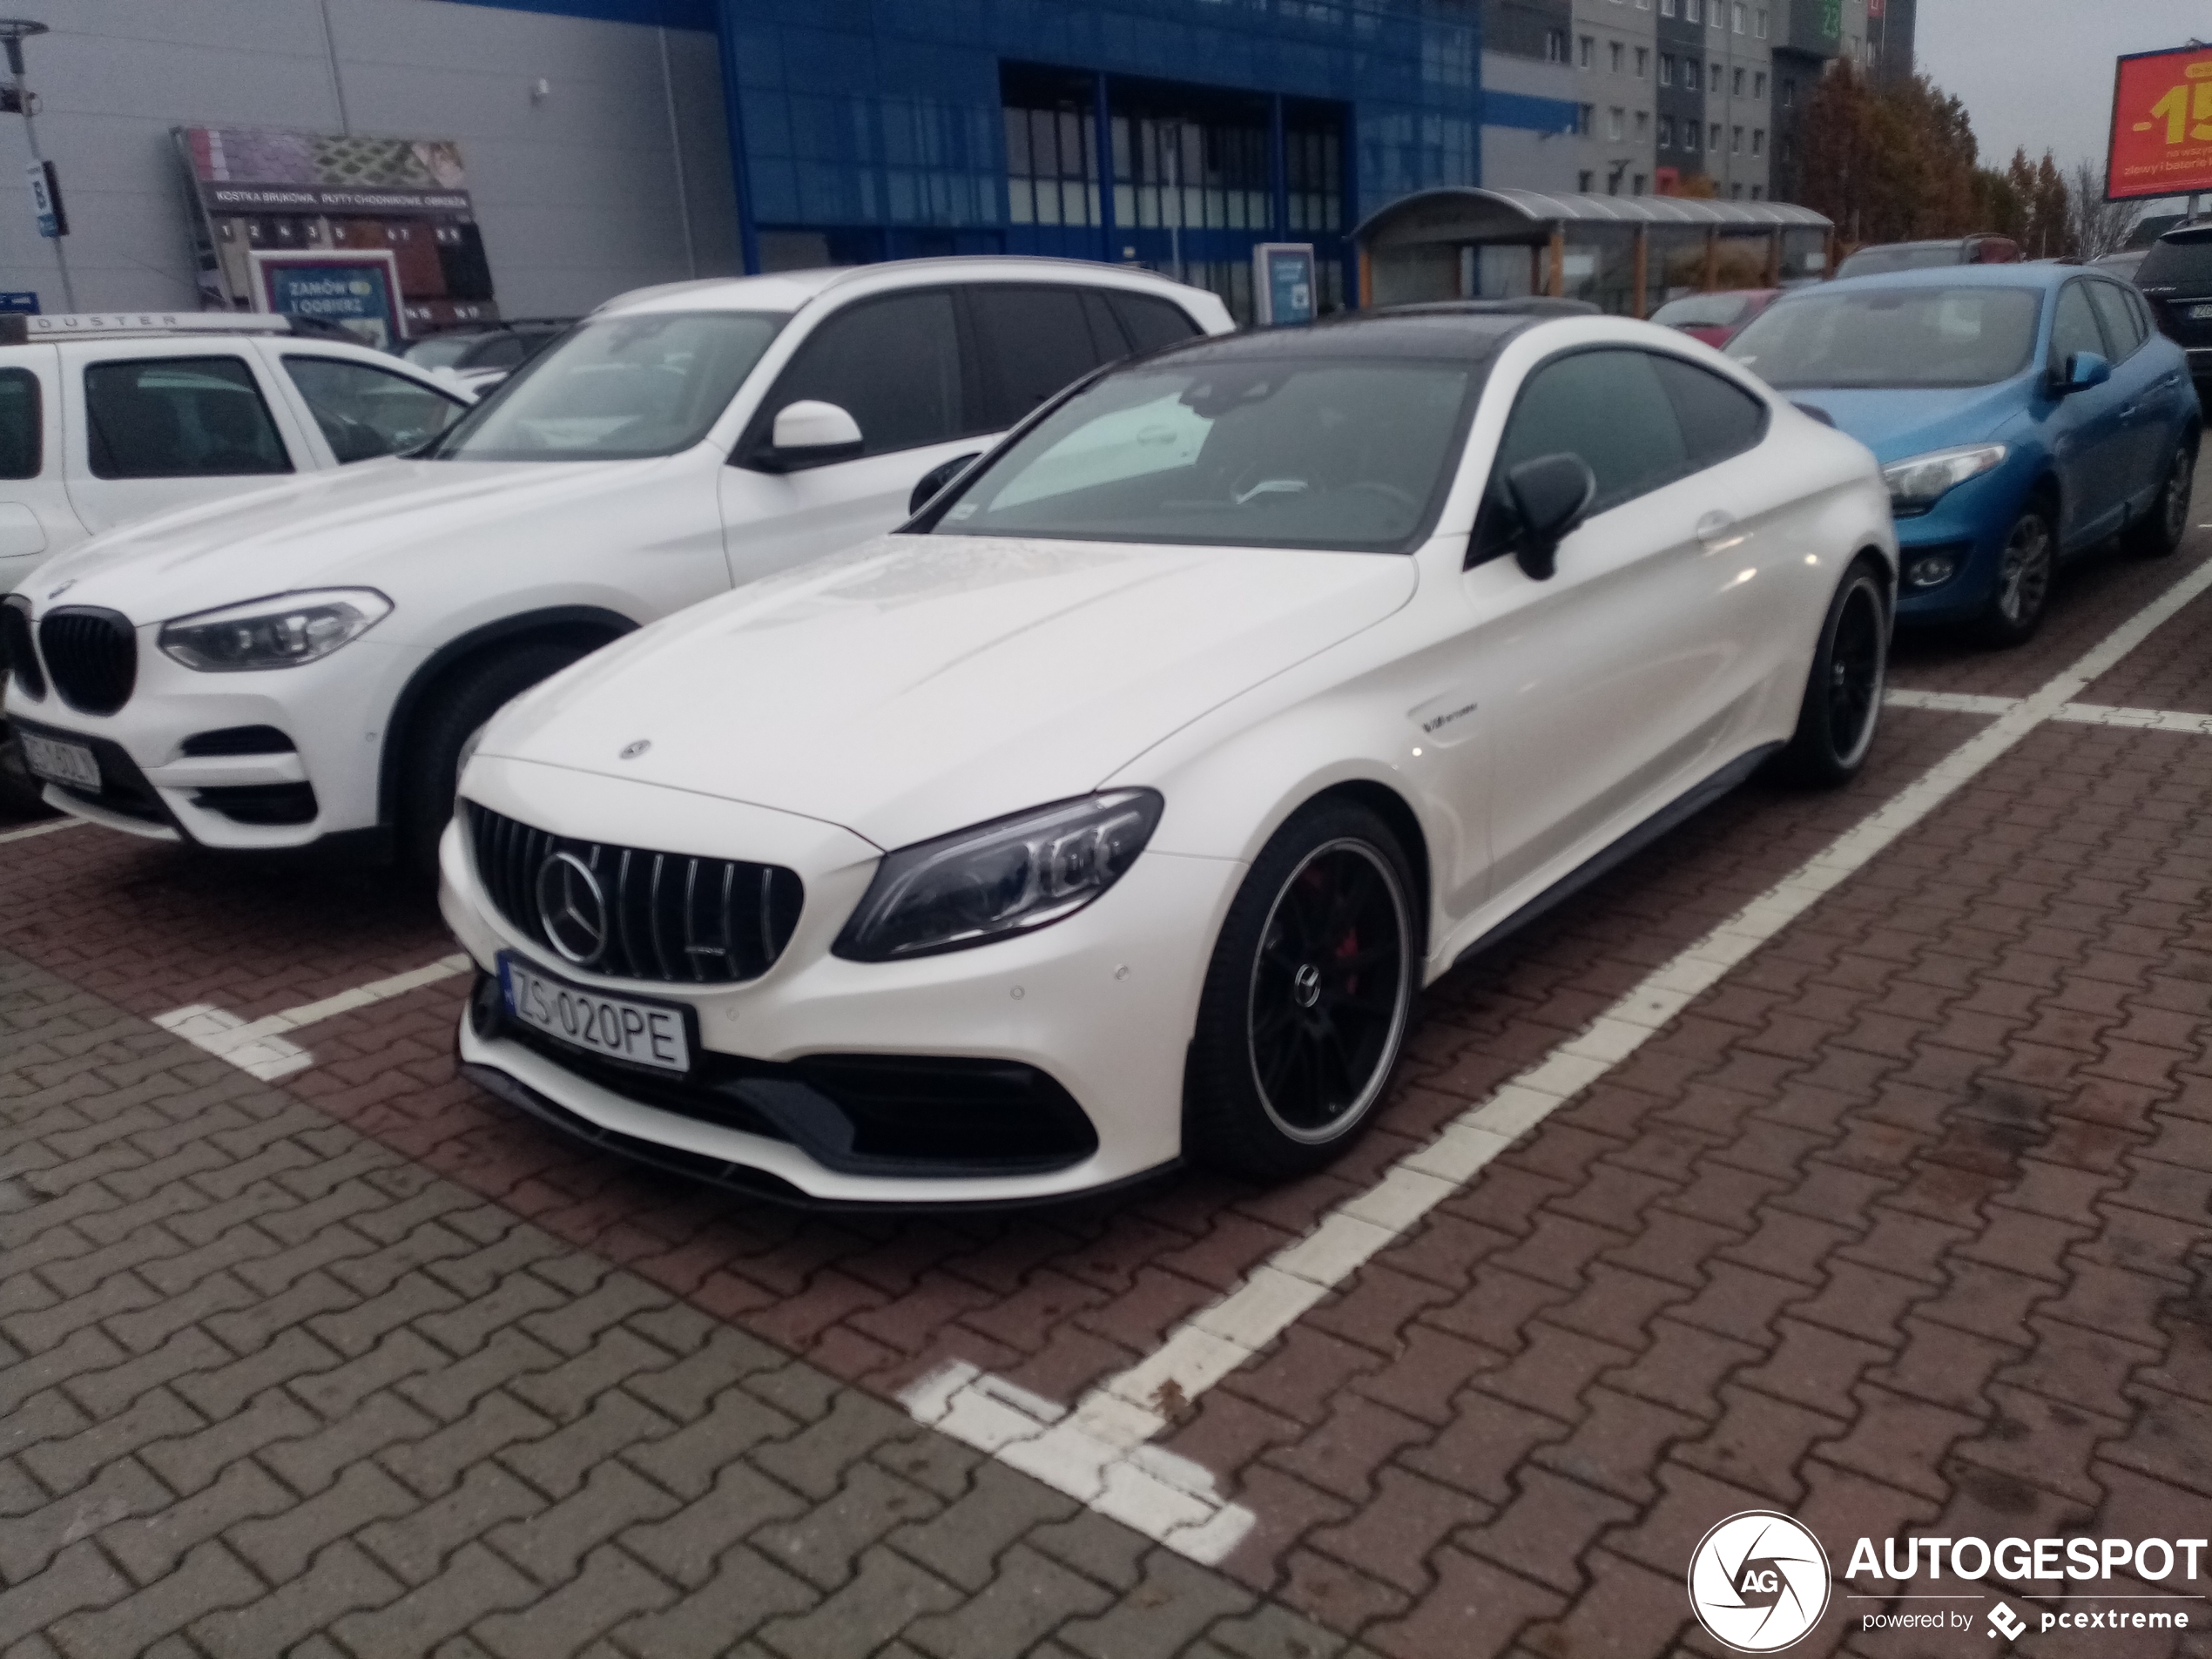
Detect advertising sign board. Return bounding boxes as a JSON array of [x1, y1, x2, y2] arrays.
[[1254, 243, 1318, 327], [2107, 46, 2212, 201], [247, 249, 406, 349], [24, 159, 64, 239]]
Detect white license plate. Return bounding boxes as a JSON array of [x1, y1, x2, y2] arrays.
[[500, 954, 691, 1073], [2191, 304, 2212, 320], [20, 731, 99, 791]]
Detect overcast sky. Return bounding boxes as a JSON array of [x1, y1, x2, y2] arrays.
[[1918, 0, 2206, 197]]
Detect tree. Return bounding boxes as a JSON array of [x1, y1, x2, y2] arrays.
[[1798, 64, 1981, 247], [2067, 159, 2138, 260]]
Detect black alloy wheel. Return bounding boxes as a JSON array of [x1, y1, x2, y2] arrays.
[[2126, 439, 2195, 557], [1978, 500, 2055, 647], [1774, 555, 1889, 788], [1186, 800, 1416, 1179]]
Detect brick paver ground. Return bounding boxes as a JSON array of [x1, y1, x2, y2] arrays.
[[7, 495, 2212, 1656]]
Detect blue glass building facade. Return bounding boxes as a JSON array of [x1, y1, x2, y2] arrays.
[[470, 0, 1577, 320]]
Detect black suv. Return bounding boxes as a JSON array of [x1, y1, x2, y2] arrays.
[[2135, 225, 2212, 392], [402, 319, 572, 375]]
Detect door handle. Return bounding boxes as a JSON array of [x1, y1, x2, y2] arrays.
[[1696, 510, 1737, 544], [2119, 404, 2141, 419]]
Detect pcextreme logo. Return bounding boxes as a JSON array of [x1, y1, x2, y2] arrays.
[[1687, 1512, 1831, 1651]]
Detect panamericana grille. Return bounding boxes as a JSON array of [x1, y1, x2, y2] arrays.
[[468, 802, 804, 985], [38, 607, 136, 716], [0, 598, 41, 699]]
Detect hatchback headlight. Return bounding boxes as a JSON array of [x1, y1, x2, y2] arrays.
[[1881, 444, 2007, 515], [833, 790, 1164, 961], [158, 589, 393, 671]]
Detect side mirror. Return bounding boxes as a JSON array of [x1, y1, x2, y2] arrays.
[[908, 450, 981, 517], [752, 400, 865, 471], [2056, 351, 2112, 395], [1503, 453, 1598, 581]]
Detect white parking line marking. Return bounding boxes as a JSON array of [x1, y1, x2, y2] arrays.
[[157, 954, 470, 1082], [1885, 687, 2212, 737], [0, 817, 84, 846], [904, 551, 2212, 1566]]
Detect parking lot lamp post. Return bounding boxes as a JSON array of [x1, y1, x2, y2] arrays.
[[0, 18, 73, 313]]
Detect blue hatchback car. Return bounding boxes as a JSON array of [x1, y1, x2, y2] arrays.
[[1724, 265, 2199, 644]]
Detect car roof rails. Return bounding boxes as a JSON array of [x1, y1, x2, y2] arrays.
[[1379, 298, 1603, 318], [0, 311, 296, 346]]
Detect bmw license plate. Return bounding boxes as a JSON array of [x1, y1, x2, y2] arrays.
[[2191, 304, 2212, 320], [20, 731, 100, 791], [499, 954, 691, 1073]]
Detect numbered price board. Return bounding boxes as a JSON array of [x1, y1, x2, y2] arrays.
[[2108, 46, 2212, 202]]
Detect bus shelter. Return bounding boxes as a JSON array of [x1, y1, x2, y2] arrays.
[[1354, 187, 1833, 316]]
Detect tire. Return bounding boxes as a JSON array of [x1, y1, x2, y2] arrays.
[[1773, 556, 1889, 789], [1184, 799, 1418, 1181], [1974, 497, 2056, 648], [397, 643, 583, 874], [2126, 437, 2195, 558]]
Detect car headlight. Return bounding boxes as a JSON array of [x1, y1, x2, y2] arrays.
[[833, 789, 1165, 961], [158, 589, 393, 671], [1881, 444, 2008, 515]]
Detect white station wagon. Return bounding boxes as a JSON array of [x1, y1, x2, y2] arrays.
[[0, 260, 1231, 861]]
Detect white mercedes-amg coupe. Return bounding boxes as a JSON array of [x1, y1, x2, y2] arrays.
[[441, 303, 1898, 1204]]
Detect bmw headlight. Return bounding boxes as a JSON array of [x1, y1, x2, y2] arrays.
[[833, 790, 1164, 961], [1881, 444, 2007, 515], [158, 589, 393, 671]]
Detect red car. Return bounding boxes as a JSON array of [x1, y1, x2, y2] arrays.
[[1649, 287, 1783, 347]]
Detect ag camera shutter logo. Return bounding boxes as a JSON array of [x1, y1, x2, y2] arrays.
[[1687, 1511, 1831, 1651]]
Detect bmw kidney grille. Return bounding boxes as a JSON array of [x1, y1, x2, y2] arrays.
[[467, 802, 804, 985], [37, 607, 137, 716]]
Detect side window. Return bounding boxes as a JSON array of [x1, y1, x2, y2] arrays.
[[0, 368, 41, 479], [1649, 354, 1769, 470], [84, 356, 292, 480], [2049, 282, 2106, 370], [2084, 281, 2143, 360], [2124, 284, 2155, 344], [1494, 347, 1689, 517], [765, 290, 963, 457], [1110, 293, 1204, 354], [968, 285, 1124, 429], [283, 356, 467, 462], [471, 334, 529, 370]]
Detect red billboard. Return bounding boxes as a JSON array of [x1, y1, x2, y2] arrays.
[[2108, 46, 2212, 201]]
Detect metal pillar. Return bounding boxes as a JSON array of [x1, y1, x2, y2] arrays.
[[1269, 93, 1289, 239], [1094, 71, 1116, 263], [1547, 224, 1566, 298], [1631, 225, 1649, 319], [714, 10, 761, 274], [2, 24, 72, 312]]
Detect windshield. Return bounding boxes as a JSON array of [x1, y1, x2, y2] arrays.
[[1725, 287, 2041, 389], [1838, 245, 1963, 278], [1652, 293, 1752, 329], [428, 310, 786, 461], [403, 335, 478, 369], [2137, 233, 2212, 292], [927, 356, 1476, 553]]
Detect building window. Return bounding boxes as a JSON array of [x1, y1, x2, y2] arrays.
[[1660, 0, 1676, 14], [1750, 184, 1763, 199], [1683, 122, 1699, 152], [1730, 125, 1743, 153], [1754, 7, 1769, 37], [1751, 127, 1764, 156], [1635, 47, 1649, 78], [1610, 40, 1624, 71], [1685, 0, 1700, 20], [1684, 60, 1700, 91], [1658, 115, 1676, 147], [1732, 3, 1745, 32], [1546, 28, 1568, 61], [1782, 77, 1795, 106], [1712, 60, 1723, 89], [1577, 102, 1595, 134], [1635, 110, 1649, 136], [1579, 34, 1595, 67], [1754, 71, 1767, 98], [1730, 181, 1743, 199], [1608, 106, 1625, 139], [1579, 169, 1595, 191], [1711, 4, 1723, 29], [1732, 66, 1745, 95], [1634, 172, 1648, 193], [1710, 121, 1723, 149], [1659, 54, 1675, 85]]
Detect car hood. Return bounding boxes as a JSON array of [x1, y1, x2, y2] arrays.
[[25, 456, 660, 620], [477, 532, 1420, 850], [1770, 381, 2029, 467]]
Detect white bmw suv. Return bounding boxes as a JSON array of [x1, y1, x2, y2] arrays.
[[0, 260, 1231, 865]]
